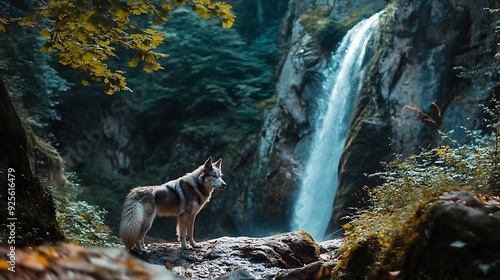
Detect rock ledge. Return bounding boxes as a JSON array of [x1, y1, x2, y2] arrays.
[[141, 231, 340, 279]]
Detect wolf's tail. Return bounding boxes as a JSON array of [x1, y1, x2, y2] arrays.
[[119, 192, 144, 250]]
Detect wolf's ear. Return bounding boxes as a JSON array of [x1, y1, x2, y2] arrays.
[[203, 157, 213, 170], [214, 158, 222, 169]]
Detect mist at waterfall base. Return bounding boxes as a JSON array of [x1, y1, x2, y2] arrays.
[[291, 11, 383, 240]]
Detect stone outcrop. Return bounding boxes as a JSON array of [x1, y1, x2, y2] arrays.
[[331, 191, 500, 279]]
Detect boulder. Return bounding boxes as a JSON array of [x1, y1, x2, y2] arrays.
[[400, 191, 500, 279]]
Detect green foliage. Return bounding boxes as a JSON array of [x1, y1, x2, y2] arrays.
[[49, 173, 120, 247], [0, 8, 72, 124], [335, 99, 500, 277], [1, 0, 235, 94], [136, 8, 277, 150]]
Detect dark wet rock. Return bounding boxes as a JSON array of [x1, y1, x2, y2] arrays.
[[399, 191, 500, 279], [140, 231, 340, 279], [334, 191, 500, 279], [275, 260, 336, 280]]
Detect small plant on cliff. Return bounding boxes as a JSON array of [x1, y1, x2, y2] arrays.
[[299, 6, 332, 36], [334, 98, 500, 278]]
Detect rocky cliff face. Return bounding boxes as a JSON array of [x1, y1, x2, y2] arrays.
[[248, 0, 385, 236], [330, 0, 499, 231], [255, 0, 499, 237]]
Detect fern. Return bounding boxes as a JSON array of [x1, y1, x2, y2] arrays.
[[49, 172, 120, 247]]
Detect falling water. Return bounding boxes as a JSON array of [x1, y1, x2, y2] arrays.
[[291, 11, 383, 240]]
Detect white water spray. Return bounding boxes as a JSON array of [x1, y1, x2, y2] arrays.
[[291, 11, 383, 240]]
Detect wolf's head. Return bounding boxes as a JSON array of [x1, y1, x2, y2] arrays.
[[200, 157, 226, 190]]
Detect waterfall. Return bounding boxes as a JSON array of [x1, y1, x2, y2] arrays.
[[291, 11, 383, 240]]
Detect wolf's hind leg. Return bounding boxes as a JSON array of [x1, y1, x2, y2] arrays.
[[177, 213, 190, 249], [137, 210, 155, 253]]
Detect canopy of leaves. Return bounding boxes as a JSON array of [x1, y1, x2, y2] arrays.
[[1, 0, 235, 94]]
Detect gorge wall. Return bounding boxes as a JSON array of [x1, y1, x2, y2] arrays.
[[330, 0, 499, 232], [253, 0, 499, 238]]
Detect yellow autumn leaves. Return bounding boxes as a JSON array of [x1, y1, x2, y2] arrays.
[[193, 1, 235, 28], [1, 0, 235, 95]]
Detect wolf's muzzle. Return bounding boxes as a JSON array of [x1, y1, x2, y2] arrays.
[[217, 179, 227, 190]]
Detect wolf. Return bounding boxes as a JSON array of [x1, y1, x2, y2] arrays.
[[119, 157, 226, 253]]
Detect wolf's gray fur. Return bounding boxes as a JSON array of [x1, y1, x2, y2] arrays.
[[119, 157, 226, 252]]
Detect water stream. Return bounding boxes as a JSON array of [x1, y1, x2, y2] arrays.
[[291, 11, 383, 240]]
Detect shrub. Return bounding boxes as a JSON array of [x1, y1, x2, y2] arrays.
[[48, 172, 120, 247]]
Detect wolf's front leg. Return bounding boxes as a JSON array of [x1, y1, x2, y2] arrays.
[[177, 214, 189, 249], [187, 213, 202, 248], [137, 239, 150, 254]]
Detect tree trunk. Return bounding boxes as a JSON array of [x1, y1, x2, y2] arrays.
[[0, 76, 65, 246]]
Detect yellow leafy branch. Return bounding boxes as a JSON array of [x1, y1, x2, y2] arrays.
[[0, 0, 235, 95]]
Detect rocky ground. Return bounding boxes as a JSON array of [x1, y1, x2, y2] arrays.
[[137, 231, 341, 279], [0, 231, 340, 279], [4, 191, 497, 279]]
